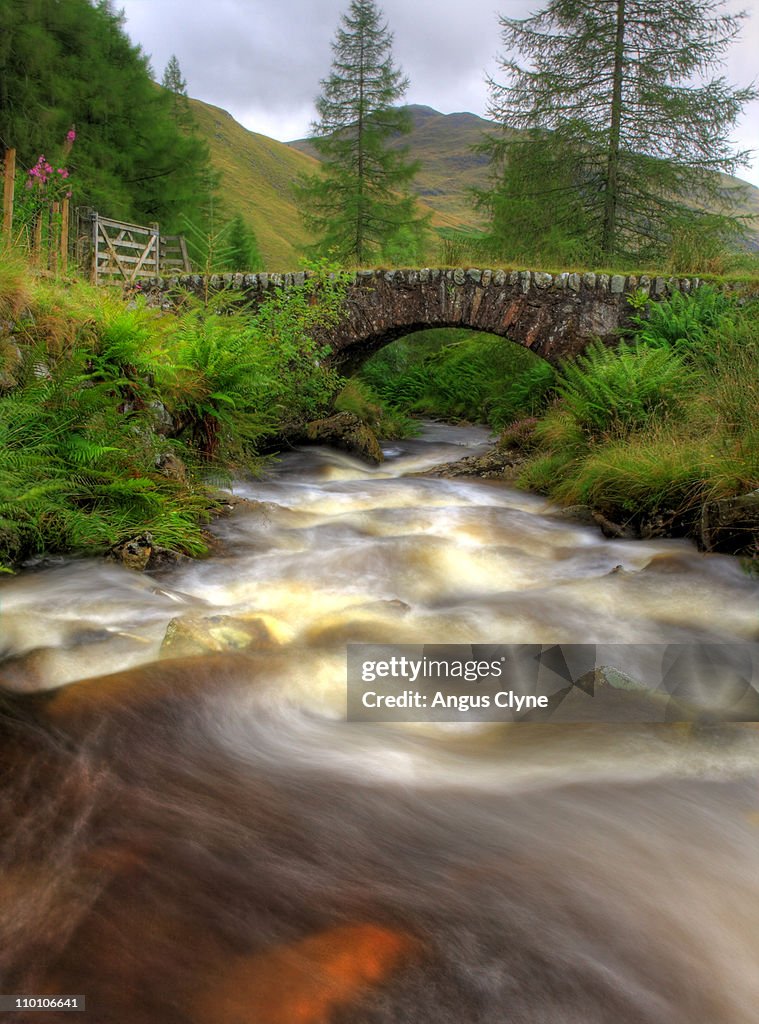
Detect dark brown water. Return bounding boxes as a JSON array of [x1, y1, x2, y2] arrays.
[[2, 424, 759, 1023]]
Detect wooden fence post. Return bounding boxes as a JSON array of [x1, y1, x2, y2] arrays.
[[2, 148, 15, 240], [51, 202, 60, 274], [91, 210, 99, 284], [60, 197, 69, 273], [179, 234, 191, 273], [149, 222, 160, 277]]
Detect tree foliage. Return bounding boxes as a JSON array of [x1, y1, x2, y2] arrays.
[[296, 0, 426, 265], [360, 329, 556, 430], [222, 213, 262, 272], [0, 0, 213, 232], [161, 53, 193, 128], [162, 54, 188, 96], [478, 0, 757, 264], [181, 210, 262, 272]]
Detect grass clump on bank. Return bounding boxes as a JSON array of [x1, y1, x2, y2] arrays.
[[0, 256, 347, 571], [332, 379, 420, 439], [515, 286, 758, 541]]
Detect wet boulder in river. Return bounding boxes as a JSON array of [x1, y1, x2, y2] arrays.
[[304, 412, 383, 464]]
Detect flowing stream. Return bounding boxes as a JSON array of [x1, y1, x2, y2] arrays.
[[1, 422, 759, 1023]]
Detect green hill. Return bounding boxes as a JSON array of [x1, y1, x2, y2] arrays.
[[289, 104, 495, 231], [188, 99, 475, 269], [187, 98, 319, 268], [189, 98, 758, 268], [722, 173, 759, 251]]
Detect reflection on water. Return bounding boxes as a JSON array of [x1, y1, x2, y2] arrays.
[[1, 423, 759, 1022]]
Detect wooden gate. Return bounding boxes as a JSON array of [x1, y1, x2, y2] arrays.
[[160, 233, 191, 276], [79, 209, 191, 284]]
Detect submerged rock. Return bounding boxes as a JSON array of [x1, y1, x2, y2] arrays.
[[353, 598, 412, 615], [549, 504, 596, 525], [419, 445, 524, 480], [700, 489, 759, 556], [146, 547, 188, 571], [304, 412, 383, 464], [160, 613, 291, 658], [305, 610, 421, 648], [109, 533, 154, 572], [108, 532, 188, 572], [591, 511, 638, 540]]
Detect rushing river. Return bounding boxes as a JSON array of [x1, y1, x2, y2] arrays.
[[1, 423, 759, 1023]]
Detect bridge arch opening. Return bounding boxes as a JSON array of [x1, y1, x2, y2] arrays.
[[332, 322, 551, 377], [353, 327, 555, 431]]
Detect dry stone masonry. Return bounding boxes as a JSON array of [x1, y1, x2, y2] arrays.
[[144, 267, 702, 367]]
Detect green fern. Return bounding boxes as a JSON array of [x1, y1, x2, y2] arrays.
[[359, 330, 555, 429], [630, 286, 735, 362], [556, 341, 688, 436]]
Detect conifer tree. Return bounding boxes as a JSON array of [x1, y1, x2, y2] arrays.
[[161, 54, 187, 96], [221, 213, 262, 271], [161, 54, 193, 127], [297, 0, 426, 265], [479, 0, 756, 264]]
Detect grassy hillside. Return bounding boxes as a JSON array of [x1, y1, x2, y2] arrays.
[[189, 99, 473, 269], [290, 104, 759, 254], [187, 98, 318, 268], [189, 97, 758, 269], [289, 105, 495, 231]]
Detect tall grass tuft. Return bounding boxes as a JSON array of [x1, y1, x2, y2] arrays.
[[333, 379, 419, 439], [0, 248, 32, 319], [513, 286, 758, 535]]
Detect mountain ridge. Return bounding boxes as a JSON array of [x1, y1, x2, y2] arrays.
[[287, 104, 495, 230]]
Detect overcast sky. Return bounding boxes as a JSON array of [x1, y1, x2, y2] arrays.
[[118, 0, 759, 187]]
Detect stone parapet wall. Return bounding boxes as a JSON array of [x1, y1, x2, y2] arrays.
[[135, 267, 703, 366], [141, 266, 702, 299]]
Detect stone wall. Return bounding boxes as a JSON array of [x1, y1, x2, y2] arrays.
[[138, 267, 702, 366]]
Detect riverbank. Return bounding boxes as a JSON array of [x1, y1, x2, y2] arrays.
[[2, 254, 757, 573], [0, 256, 352, 572], [420, 437, 759, 561], [358, 288, 759, 565]]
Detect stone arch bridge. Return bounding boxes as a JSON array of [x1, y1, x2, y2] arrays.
[[150, 267, 701, 367]]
